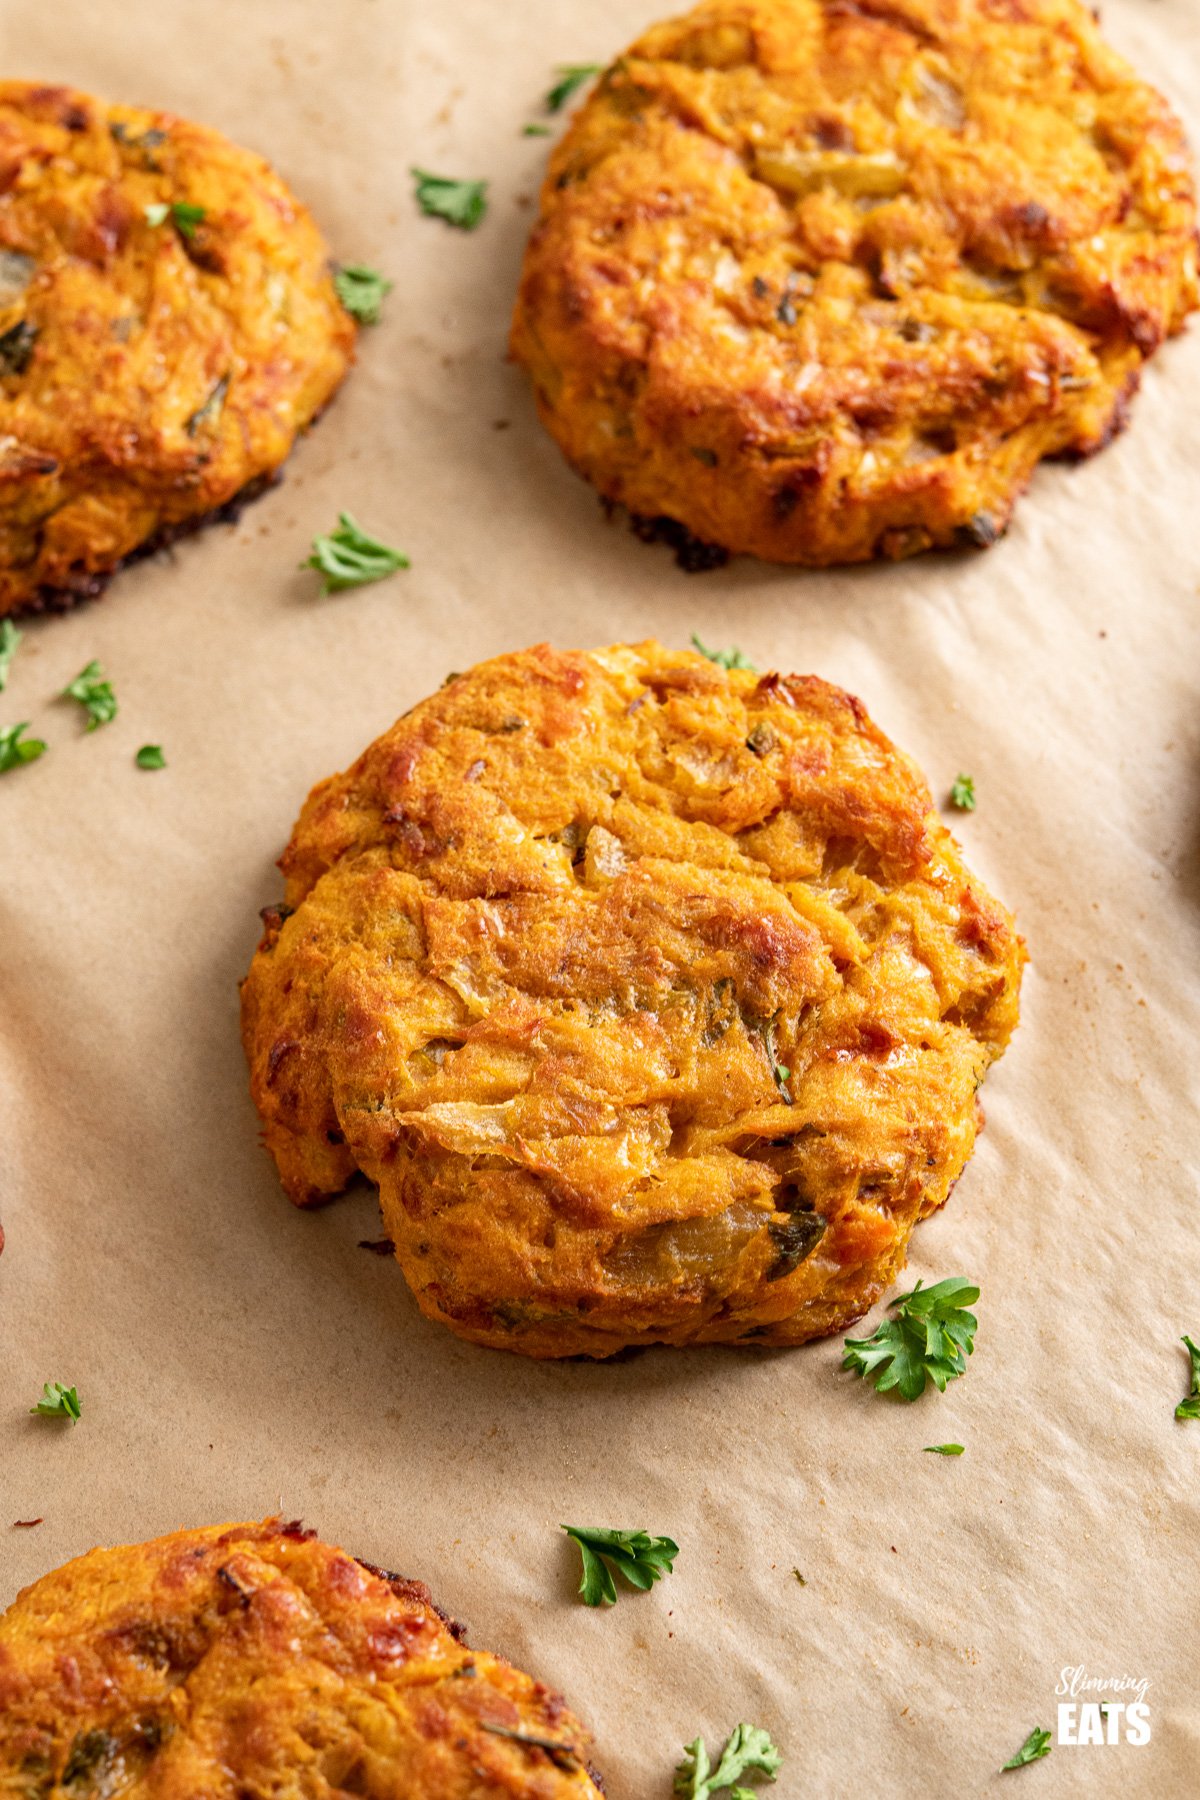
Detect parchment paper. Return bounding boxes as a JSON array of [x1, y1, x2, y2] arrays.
[[1, 2, 1198, 1794]]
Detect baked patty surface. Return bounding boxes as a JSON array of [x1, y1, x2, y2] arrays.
[[0, 1519, 603, 1798], [242, 642, 1024, 1358], [0, 83, 355, 617], [511, 0, 1198, 565]]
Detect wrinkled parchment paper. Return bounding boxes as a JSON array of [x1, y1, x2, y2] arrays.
[[1, 2, 1198, 1793]]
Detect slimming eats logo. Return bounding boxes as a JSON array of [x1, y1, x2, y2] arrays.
[[1054, 1666, 1151, 1746]]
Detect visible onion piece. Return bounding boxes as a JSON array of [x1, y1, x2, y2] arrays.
[[755, 148, 907, 200]]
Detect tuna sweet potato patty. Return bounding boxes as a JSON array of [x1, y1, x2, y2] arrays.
[[511, 0, 1198, 566], [0, 82, 355, 616], [241, 642, 1025, 1359]]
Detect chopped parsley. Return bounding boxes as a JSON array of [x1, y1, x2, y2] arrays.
[[185, 374, 228, 437], [0, 721, 46, 772], [562, 1525, 678, 1606], [523, 122, 553, 137], [63, 660, 117, 730], [547, 64, 602, 112], [136, 744, 166, 770], [843, 1278, 979, 1401], [0, 318, 38, 376], [791, 1568, 806, 1586], [305, 512, 409, 592], [31, 1381, 81, 1422], [923, 1443, 964, 1456], [479, 1722, 581, 1771], [1002, 1727, 1052, 1771], [1176, 1334, 1200, 1421], [410, 168, 488, 230], [145, 199, 207, 238], [675, 1723, 782, 1798], [950, 773, 976, 811], [333, 264, 392, 325], [690, 633, 756, 672], [0, 618, 22, 691]]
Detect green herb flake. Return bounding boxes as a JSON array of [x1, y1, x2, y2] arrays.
[[562, 1525, 678, 1607], [333, 264, 393, 325], [479, 1722, 581, 1772], [674, 1722, 782, 1799], [63, 660, 117, 731], [757, 1021, 793, 1105], [410, 168, 488, 231], [1176, 1334, 1200, 1421], [791, 1568, 806, 1586], [1001, 1727, 1052, 1771], [136, 744, 166, 770], [0, 720, 46, 772], [690, 633, 757, 672], [304, 512, 410, 593], [842, 1277, 979, 1401], [185, 373, 228, 437], [547, 64, 602, 112], [145, 199, 207, 238], [950, 773, 976, 811], [0, 618, 22, 691], [523, 122, 553, 137], [31, 1381, 81, 1422], [923, 1443, 964, 1456]]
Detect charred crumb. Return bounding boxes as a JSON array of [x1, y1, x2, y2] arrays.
[[12, 1517, 43, 1528], [354, 1558, 469, 1641], [357, 1237, 395, 1255], [9, 470, 280, 619], [216, 1563, 253, 1607], [625, 509, 730, 572], [954, 510, 1003, 549]]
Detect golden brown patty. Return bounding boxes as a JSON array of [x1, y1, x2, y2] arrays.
[[511, 0, 1198, 565], [241, 642, 1024, 1359], [0, 83, 355, 617], [0, 1519, 603, 1798]]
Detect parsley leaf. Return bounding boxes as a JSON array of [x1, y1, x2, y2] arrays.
[[950, 773, 976, 811], [31, 1381, 81, 1422], [923, 1443, 964, 1456], [63, 660, 117, 730], [842, 1277, 979, 1401], [523, 122, 553, 137], [1002, 1727, 1052, 1771], [675, 1723, 782, 1798], [305, 513, 409, 592], [757, 1020, 793, 1104], [145, 199, 207, 238], [1176, 1334, 1200, 1421], [136, 744, 166, 770], [0, 721, 46, 772], [690, 633, 756, 672], [546, 64, 602, 112], [333, 264, 392, 325], [0, 617, 22, 690], [411, 168, 488, 230], [562, 1525, 678, 1606]]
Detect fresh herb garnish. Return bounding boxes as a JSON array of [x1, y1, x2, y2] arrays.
[[843, 1278, 979, 1401], [0, 318, 38, 375], [62, 660, 117, 730], [523, 123, 553, 137], [411, 168, 488, 230], [950, 773, 976, 811], [333, 264, 392, 325], [136, 744, 166, 770], [690, 633, 756, 672], [31, 1381, 81, 1422], [1001, 1727, 1052, 1771], [0, 721, 46, 771], [304, 512, 409, 593], [924, 1443, 964, 1456], [674, 1723, 782, 1798], [1176, 1334, 1200, 1420], [0, 618, 22, 691], [562, 1525, 678, 1606], [547, 64, 602, 112], [145, 200, 206, 238]]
